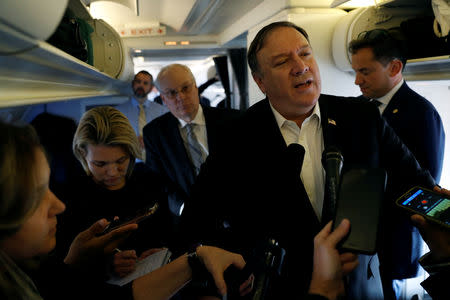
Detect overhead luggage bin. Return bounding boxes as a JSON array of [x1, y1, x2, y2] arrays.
[[332, 5, 450, 81], [0, 0, 133, 108]]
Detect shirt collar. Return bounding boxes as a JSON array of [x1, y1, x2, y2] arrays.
[[131, 96, 149, 108], [269, 100, 321, 130], [179, 105, 205, 128], [375, 79, 404, 106]]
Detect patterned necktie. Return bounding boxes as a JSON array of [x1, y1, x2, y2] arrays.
[[138, 103, 146, 136], [185, 123, 205, 175]]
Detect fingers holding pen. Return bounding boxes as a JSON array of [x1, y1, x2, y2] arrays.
[[113, 249, 138, 277]]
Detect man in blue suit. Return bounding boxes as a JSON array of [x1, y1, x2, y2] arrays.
[[142, 64, 241, 236], [350, 29, 445, 299]]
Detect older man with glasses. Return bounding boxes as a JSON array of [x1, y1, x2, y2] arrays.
[[142, 63, 241, 243]]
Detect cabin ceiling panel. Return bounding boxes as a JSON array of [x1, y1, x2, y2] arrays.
[[136, 48, 228, 62]]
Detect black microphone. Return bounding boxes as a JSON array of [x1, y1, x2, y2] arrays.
[[321, 146, 344, 226], [252, 238, 285, 300]]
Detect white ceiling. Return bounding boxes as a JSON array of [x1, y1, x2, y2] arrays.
[[87, 0, 265, 36], [85, 0, 429, 39], [83, 0, 430, 62], [85, 0, 267, 62]]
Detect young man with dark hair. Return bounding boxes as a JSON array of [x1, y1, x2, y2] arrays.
[[350, 29, 445, 299]]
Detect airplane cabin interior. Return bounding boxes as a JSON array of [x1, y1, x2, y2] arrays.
[[0, 0, 449, 299]]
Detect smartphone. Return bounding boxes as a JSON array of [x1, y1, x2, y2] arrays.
[[99, 203, 159, 236], [396, 186, 450, 229], [332, 168, 387, 254]]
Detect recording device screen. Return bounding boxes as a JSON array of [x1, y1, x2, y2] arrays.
[[99, 203, 159, 235], [396, 187, 450, 228]]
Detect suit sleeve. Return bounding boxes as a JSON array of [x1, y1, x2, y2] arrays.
[[375, 106, 436, 279], [143, 123, 164, 175], [418, 108, 445, 183], [377, 112, 436, 197]]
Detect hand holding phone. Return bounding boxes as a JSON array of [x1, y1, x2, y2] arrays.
[[99, 203, 159, 236], [396, 186, 450, 230], [411, 214, 450, 264]]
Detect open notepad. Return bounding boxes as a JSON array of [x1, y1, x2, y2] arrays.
[[107, 248, 172, 286]]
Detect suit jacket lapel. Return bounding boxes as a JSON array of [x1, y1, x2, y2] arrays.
[[255, 99, 288, 151], [319, 95, 343, 153], [203, 106, 217, 152], [382, 81, 408, 120], [166, 114, 196, 187]]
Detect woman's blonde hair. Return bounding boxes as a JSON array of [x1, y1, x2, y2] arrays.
[[0, 122, 43, 239], [73, 106, 141, 177]]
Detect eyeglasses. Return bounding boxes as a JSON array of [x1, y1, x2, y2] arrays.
[[162, 82, 195, 99], [357, 29, 390, 40]]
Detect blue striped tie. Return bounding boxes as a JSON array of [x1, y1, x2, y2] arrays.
[[185, 123, 205, 175]]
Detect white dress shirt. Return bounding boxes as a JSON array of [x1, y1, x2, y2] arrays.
[[270, 102, 325, 220], [375, 79, 404, 114]]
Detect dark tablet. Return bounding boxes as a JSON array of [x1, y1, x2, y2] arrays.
[[332, 168, 386, 254]]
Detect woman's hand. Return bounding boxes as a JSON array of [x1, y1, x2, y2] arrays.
[[64, 218, 137, 268], [113, 250, 138, 277]]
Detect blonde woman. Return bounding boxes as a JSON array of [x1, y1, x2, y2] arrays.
[[58, 106, 172, 280], [0, 121, 250, 300]]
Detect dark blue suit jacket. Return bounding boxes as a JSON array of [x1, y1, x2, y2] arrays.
[[143, 105, 241, 219], [382, 82, 444, 182], [182, 95, 435, 299], [359, 82, 445, 284]]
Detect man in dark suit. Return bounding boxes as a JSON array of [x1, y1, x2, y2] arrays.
[[349, 29, 445, 299], [181, 22, 443, 300], [143, 63, 240, 234]]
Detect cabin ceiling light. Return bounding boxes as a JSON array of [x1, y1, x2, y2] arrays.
[[164, 41, 177, 46], [89, 0, 139, 16], [134, 56, 144, 63], [134, 49, 142, 53], [330, 0, 377, 8], [180, 41, 190, 45]]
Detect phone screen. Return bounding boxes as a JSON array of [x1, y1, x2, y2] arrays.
[[397, 187, 450, 227]]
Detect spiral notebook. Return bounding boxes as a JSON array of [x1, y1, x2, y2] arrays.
[[107, 248, 172, 286]]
